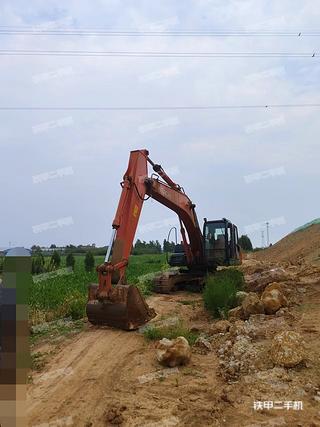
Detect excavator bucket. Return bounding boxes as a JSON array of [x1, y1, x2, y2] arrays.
[[86, 283, 156, 330]]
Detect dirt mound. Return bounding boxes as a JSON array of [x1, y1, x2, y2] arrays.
[[253, 223, 320, 266]]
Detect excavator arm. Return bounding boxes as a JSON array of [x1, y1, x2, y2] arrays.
[[97, 149, 204, 296], [86, 149, 205, 330], [145, 178, 204, 267]]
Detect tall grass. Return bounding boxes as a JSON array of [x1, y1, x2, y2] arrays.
[[29, 254, 168, 324], [203, 268, 244, 318]]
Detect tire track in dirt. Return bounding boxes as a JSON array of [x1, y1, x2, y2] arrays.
[[28, 328, 146, 426], [28, 294, 224, 427]]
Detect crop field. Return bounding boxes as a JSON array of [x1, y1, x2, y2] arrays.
[[29, 253, 168, 324]]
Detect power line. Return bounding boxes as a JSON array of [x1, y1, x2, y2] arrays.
[[0, 104, 319, 111], [0, 27, 320, 37], [0, 49, 317, 58]]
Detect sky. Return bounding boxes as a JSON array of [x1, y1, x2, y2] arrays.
[[1, 0, 319, 249]]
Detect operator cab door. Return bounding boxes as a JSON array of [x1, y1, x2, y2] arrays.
[[203, 220, 227, 269], [227, 223, 241, 265], [203, 219, 241, 269]]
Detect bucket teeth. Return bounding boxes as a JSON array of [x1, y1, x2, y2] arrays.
[[86, 284, 156, 330]]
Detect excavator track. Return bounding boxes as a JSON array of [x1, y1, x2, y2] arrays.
[[153, 271, 205, 294]]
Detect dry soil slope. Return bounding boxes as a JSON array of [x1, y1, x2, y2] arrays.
[[253, 223, 320, 266]]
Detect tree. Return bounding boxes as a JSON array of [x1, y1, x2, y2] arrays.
[[239, 235, 253, 251], [50, 250, 61, 269], [50, 244, 57, 249], [66, 253, 75, 271], [31, 248, 45, 274], [84, 251, 95, 272], [31, 245, 41, 254], [163, 239, 176, 253]]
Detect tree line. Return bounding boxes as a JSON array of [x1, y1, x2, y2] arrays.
[[31, 249, 96, 275]]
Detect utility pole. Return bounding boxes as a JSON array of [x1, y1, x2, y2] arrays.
[[261, 230, 265, 248], [266, 222, 270, 246]]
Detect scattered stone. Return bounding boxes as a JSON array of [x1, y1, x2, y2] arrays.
[[242, 293, 264, 319], [189, 323, 205, 333], [194, 336, 212, 354], [209, 320, 231, 334], [270, 331, 305, 368], [156, 337, 191, 367], [104, 406, 126, 425], [276, 307, 288, 317], [236, 291, 249, 305], [228, 306, 245, 321], [229, 320, 246, 337], [217, 334, 263, 381]]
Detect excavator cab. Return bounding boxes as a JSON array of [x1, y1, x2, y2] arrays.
[[203, 218, 241, 269]]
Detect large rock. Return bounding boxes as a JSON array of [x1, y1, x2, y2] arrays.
[[228, 306, 245, 321], [245, 268, 291, 293], [264, 281, 290, 297], [238, 259, 265, 275], [209, 320, 231, 334], [242, 293, 264, 319], [261, 286, 288, 315], [156, 337, 191, 367], [270, 331, 305, 367]]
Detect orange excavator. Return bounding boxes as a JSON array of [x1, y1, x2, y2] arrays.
[[86, 149, 241, 330]]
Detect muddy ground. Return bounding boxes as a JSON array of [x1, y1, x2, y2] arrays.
[[28, 259, 320, 427]]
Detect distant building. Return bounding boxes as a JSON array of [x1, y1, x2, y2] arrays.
[[3, 247, 31, 256]]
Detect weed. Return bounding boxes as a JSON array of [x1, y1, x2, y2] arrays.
[[31, 352, 48, 371], [203, 269, 244, 318], [62, 292, 86, 320], [177, 300, 196, 307], [135, 271, 162, 296], [143, 322, 199, 345]]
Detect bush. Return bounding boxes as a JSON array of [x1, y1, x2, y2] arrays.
[[62, 292, 86, 320], [203, 269, 244, 318], [135, 271, 162, 295], [32, 252, 45, 275], [84, 251, 95, 272], [143, 322, 199, 345], [50, 251, 61, 269], [66, 253, 75, 270]]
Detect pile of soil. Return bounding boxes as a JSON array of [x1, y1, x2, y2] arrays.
[[253, 223, 320, 266]]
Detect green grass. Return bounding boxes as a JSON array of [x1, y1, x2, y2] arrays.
[[143, 322, 199, 345], [203, 268, 244, 319], [29, 254, 168, 324]]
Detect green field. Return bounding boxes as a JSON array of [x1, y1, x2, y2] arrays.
[[29, 254, 168, 324]]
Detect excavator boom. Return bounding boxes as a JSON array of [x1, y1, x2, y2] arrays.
[[86, 149, 214, 330]]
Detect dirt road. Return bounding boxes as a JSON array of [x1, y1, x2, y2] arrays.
[[28, 294, 225, 427], [28, 264, 320, 427]]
